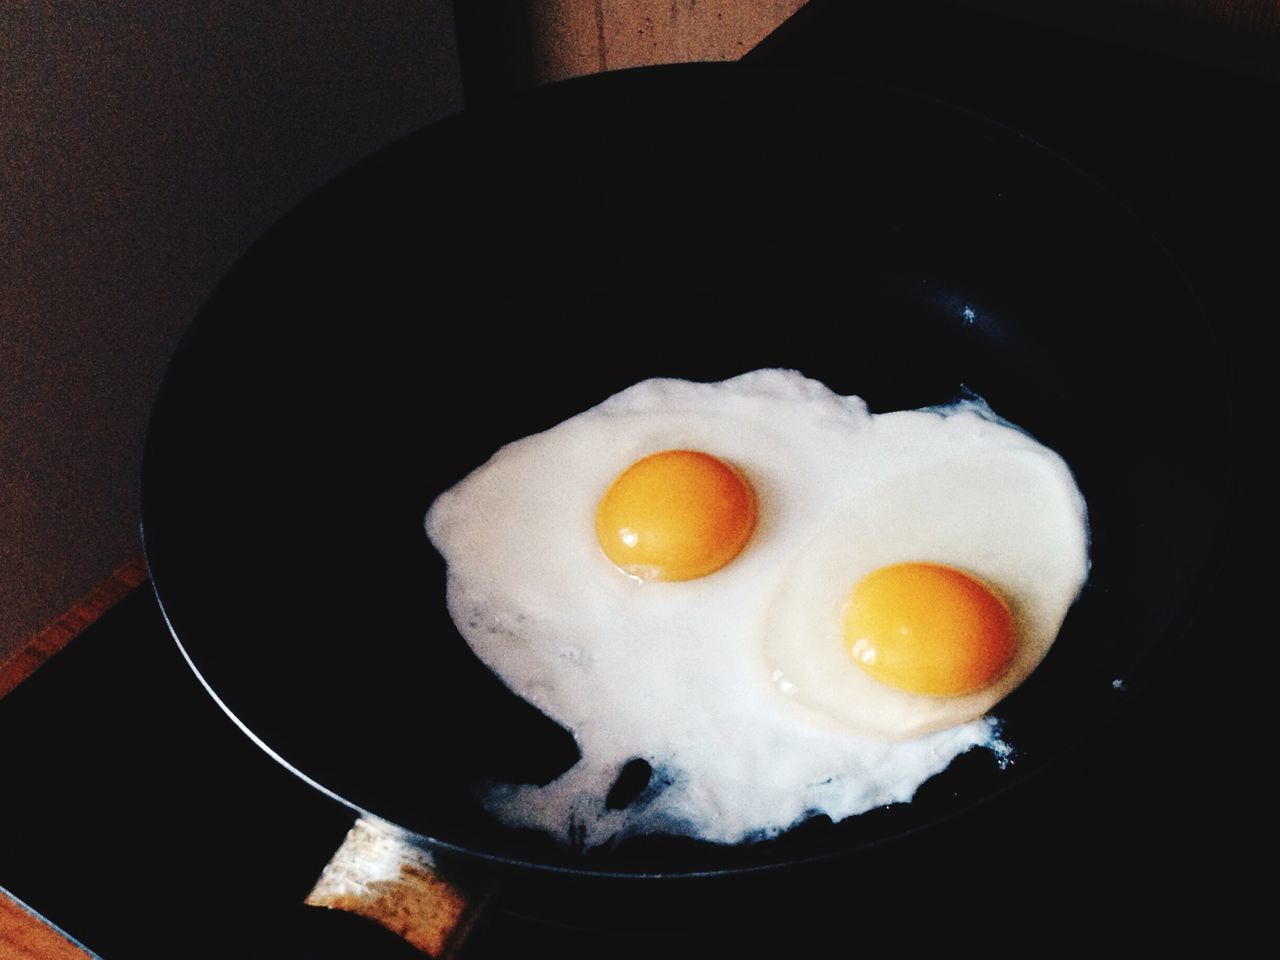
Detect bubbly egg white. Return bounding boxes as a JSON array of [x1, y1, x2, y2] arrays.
[[424, 370, 1088, 848]]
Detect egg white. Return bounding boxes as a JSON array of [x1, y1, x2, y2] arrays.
[[763, 442, 1089, 741], [424, 370, 1088, 847]]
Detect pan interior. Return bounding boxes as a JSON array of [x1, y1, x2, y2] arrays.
[[141, 65, 1227, 877]]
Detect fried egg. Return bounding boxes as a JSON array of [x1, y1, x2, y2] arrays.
[[424, 370, 1089, 847]]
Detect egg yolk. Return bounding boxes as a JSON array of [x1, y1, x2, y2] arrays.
[[595, 450, 757, 581], [842, 562, 1015, 697]]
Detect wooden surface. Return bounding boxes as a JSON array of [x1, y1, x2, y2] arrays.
[[0, 557, 147, 701], [528, 0, 807, 82], [0, 890, 94, 960]]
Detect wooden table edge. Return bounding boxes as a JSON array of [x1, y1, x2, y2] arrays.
[[0, 556, 149, 703]]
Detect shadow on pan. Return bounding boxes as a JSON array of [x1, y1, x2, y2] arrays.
[[140, 65, 1231, 885]]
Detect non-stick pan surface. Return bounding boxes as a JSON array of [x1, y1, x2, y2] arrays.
[[141, 65, 1230, 880]]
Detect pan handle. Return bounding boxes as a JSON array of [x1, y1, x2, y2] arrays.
[[305, 815, 494, 957]]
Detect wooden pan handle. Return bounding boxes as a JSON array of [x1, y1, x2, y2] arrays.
[[305, 815, 493, 957]]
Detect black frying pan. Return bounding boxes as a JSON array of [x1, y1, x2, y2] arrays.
[[140, 64, 1231, 910]]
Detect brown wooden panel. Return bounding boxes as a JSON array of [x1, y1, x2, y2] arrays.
[[0, 889, 94, 960], [0, 556, 146, 701], [529, 0, 808, 83]]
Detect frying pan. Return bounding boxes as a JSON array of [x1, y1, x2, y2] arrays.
[[140, 64, 1231, 921]]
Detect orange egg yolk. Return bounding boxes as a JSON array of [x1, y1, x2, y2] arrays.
[[595, 450, 757, 581], [842, 562, 1015, 697]]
